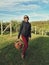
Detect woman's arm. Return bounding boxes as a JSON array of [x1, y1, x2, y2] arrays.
[[18, 22, 23, 39], [29, 24, 31, 38]]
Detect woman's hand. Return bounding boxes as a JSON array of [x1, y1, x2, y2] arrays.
[[17, 35, 22, 41]]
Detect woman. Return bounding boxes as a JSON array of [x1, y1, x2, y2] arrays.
[[18, 15, 31, 59]]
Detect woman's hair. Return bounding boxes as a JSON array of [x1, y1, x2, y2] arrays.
[[24, 15, 29, 20]]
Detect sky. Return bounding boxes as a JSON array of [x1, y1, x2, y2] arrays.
[[0, 0, 49, 22]]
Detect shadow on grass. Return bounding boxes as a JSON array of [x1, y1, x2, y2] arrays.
[[0, 37, 49, 65]]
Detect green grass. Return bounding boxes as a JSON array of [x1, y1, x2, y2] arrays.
[[0, 34, 49, 65]]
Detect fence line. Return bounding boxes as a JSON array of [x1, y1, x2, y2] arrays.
[[0, 21, 48, 36], [1, 21, 12, 36]]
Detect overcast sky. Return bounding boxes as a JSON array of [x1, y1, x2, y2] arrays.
[[0, 0, 49, 22]]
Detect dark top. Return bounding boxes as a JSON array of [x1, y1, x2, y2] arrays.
[[18, 21, 31, 39]]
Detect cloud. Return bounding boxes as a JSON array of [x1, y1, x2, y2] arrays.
[[0, 0, 35, 7], [29, 13, 49, 21], [0, 0, 41, 13], [31, 13, 49, 17], [0, 12, 49, 21], [0, 0, 49, 21], [41, 0, 49, 4], [15, 4, 40, 11]]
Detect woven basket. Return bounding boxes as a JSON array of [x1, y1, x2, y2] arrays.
[[14, 40, 23, 50]]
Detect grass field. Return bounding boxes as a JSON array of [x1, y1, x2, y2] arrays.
[[0, 34, 49, 65]]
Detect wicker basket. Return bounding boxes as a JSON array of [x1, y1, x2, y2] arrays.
[[14, 40, 23, 50]]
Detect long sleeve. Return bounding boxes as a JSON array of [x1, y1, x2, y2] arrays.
[[18, 22, 23, 39], [29, 24, 31, 37]]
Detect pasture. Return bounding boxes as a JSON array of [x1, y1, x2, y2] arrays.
[[0, 34, 49, 65]]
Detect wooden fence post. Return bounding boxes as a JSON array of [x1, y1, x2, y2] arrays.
[[35, 26, 36, 35], [42, 30, 44, 36], [45, 31, 47, 36], [1, 21, 3, 35], [10, 21, 12, 36]]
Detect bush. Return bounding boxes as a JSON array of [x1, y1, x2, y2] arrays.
[[46, 32, 49, 36]]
